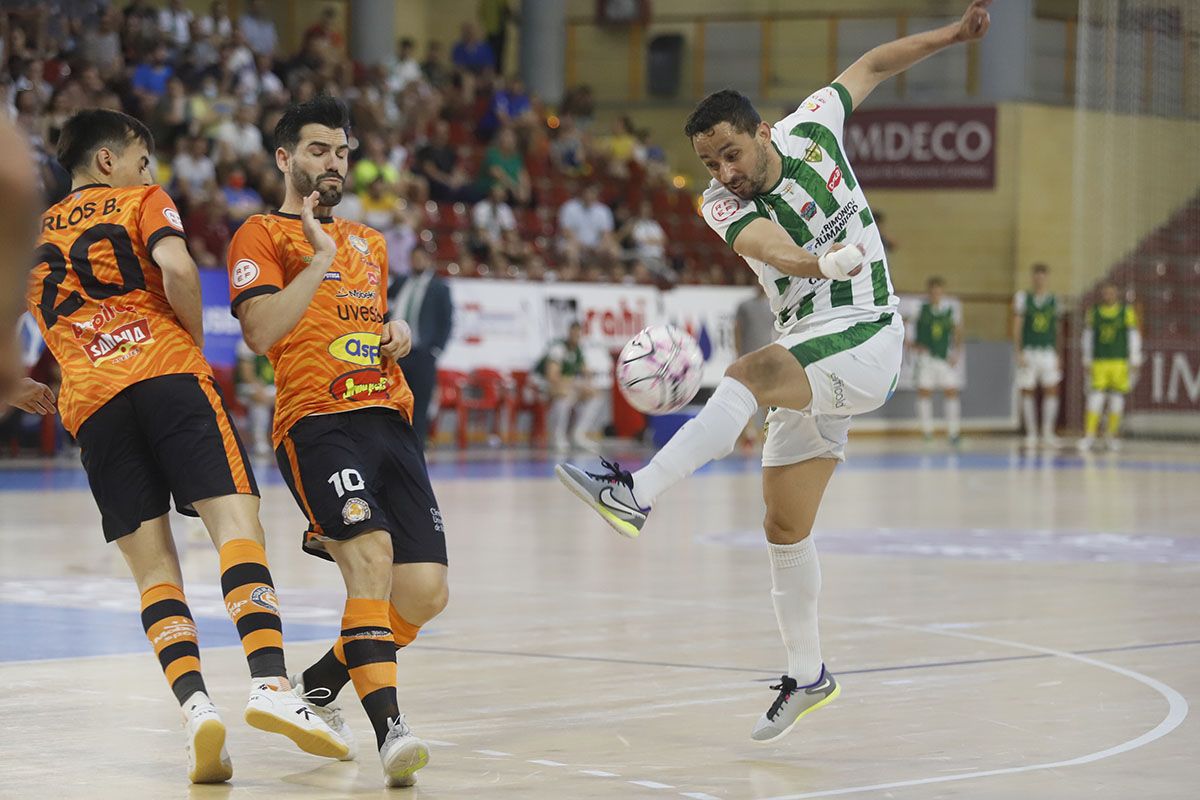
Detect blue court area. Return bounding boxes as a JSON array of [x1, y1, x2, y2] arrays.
[[1, 446, 1198, 493]]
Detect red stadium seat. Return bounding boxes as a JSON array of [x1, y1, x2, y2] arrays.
[[507, 370, 547, 447], [456, 368, 511, 448], [429, 370, 467, 445]]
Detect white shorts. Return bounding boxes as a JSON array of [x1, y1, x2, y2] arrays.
[[763, 312, 904, 467], [1016, 348, 1061, 389], [915, 352, 962, 391]]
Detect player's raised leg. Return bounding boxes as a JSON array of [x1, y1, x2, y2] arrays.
[[117, 516, 232, 784], [557, 343, 803, 537], [752, 457, 841, 743]]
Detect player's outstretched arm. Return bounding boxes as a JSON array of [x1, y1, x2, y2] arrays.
[[836, 0, 991, 110], [733, 217, 865, 280], [152, 236, 206, 349]]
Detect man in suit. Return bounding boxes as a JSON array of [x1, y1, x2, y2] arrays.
[[389, 248, 453, 442]]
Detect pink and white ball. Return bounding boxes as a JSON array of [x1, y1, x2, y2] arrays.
[[617, 324, 704, 415]]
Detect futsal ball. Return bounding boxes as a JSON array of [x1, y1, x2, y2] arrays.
[[617, 324, 704, 415]]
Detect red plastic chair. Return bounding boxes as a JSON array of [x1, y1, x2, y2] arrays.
[[456, 368, 511, 449], [507, 370, 548, 447], [429, 370, 467, 445]]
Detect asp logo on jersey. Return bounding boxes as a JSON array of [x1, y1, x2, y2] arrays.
[[328, 332, 381, 365]]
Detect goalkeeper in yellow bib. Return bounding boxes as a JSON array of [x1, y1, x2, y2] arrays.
[[1078, 282, 1142, 452], [557, 0, 991, 743]]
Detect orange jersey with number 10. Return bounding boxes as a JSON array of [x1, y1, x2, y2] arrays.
[[227, 211, 413, 446], [27, 184, 212, 435]]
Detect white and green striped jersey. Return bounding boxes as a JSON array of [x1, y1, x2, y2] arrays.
[[701, 83, 897, 334]]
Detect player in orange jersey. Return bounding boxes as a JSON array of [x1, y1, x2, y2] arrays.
[[0, 115, 56, 414], [227, 96, 448, 787], [26, 109, 347, 783]]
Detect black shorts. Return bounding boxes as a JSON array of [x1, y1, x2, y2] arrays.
[[76, 373, 259, 542], [276, 408, 447, 565]]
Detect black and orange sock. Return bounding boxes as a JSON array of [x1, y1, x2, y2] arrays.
[[140, 583, 207, 705], [302, 604, 421, 707], [341, 598, 399, 748], [219, 538, 286, 679]]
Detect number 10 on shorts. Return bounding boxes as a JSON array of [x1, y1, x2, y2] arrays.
[[328, 468, 365, 497]]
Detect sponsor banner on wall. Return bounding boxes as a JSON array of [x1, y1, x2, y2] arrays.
[[441, 280, 756, 387], [844, 106, 997, 189], [1141, 348, 1200, 411], [199, 268, 242, 369]]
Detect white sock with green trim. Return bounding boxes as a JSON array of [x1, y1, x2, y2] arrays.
[[1041, 394, 1059, 438], [632, 377, 758, 504], [916, 396, 934, 437], [769, 537, 823, 684], [1022, 393, 1037, 438]]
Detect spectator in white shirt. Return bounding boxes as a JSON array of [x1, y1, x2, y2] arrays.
[[619, 198, 668, 272], [197, 0, 233, 39], [239, 0, 279, 56], [159, 0, 194, 50], [172, 135, 217, 196], [237, 53, 287, 105], [387, 38, 424, 94], [557, 183, 620, 268], [213, 102, 264, 161], [471, 183, 530, 269]]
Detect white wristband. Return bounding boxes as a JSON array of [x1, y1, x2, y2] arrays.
[[818, 244, 865, 280]]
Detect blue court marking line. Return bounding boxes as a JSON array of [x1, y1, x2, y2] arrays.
[[0, 602, 338, 662], [2, 450, 1199, 491]]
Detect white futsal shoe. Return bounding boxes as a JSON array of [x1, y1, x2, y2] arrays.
[[380, 715, 430, 787], [182, 692, 232, 784], [750, 666, 841, 743], [289, 672, 357, 761], [244, 679, 350, 759], [555, 459, 650, 539]]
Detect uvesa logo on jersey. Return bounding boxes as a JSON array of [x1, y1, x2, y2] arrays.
[[328, 332, 381, 366], [329, 368, 390, 402], [83, 318, 154, 365]]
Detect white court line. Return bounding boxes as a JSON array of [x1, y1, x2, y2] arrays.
[[473, 749, 514, 757], [528, 759, 567, 767], [579, 769, 619, 777], [628, 779, 675, 789], [756, 618, 1190, 800], [681, 794, 722, 800]]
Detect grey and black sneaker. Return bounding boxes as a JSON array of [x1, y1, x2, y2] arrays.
[[750, 666, 840, 743], [555, 459, 650, 538], [380, 714, 429, 787]]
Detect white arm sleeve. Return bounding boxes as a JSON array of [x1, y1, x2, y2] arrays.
[[1081, 327, 1093, 363], [1128, 329, 1143, 367]]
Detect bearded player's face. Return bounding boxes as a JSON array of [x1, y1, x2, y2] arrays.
[[284, 124, 348, 206]]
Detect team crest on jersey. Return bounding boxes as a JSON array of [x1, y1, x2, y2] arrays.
[[231, 258, 259, 288], [804, 143, 823, 163], [800, 201, 818, 221], [348, 235, 370, 255], [710, 198, 740, 222], [163, 207, 184, 230], [342, 498, 371, 525]]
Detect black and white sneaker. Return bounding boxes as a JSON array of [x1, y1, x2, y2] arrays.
[[750, 666, 840, 743], [555, 459, 650, 538]]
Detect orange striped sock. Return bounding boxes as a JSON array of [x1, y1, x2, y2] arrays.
[[301, 605, 421, 707], [341, 598, 397, 748], [140, 583, 207, 705], [219, 539, 285, 679]]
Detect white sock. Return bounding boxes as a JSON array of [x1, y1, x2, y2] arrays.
[[1041, 394, 1059, 438], [632, 377, 758, 504], [549, 397, 572, 444], [945, 395, 961, 438], [571, 394, 604, 442], [768, 538, 823, 685], [1107, 392, 1125, 435], [1086, 391, 1106, 417], [1022, 393, 1037, 437], [916, 396, 933, 437]]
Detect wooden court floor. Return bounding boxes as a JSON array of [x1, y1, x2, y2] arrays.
[[1, 438, 1197, 799]]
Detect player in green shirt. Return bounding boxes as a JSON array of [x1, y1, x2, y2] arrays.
[[1078, 282, 1142, 451], [910, 277, 963, 444], [1012, 263, 1062, 447], [535, 321, 602, 452]]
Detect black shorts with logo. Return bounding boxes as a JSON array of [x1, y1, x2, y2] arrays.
[[275, 408, 447, 565], [76, 373, 259, 542]]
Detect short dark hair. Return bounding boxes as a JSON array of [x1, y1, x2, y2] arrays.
[[927, 276, 945, 289], [273, 94, 350, 152], [684, 90, 762, 139], [56, 109, 154, 175], [1032, 263, 1049, 274]]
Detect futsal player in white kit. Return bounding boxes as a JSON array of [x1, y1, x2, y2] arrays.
[[558, 0, 993, 743]]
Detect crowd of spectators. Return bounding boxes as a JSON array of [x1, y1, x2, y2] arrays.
[[2, 1, 751, 288]]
